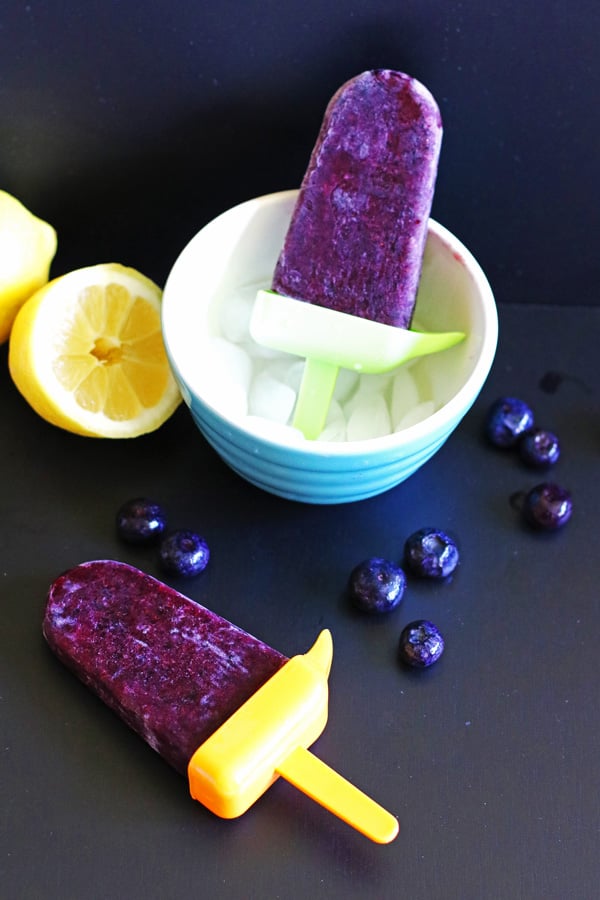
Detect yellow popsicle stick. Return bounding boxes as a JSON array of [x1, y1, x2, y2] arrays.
[[277, 746, 399, 844], [187, 630, 398, 842]]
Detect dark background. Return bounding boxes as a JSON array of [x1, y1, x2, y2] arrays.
[[1, 3, 599, 899], [1, 1, 599, 307]]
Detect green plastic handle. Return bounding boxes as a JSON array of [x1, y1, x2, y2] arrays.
[[250, 290, 466, 440], [292, 358, 339, 440]]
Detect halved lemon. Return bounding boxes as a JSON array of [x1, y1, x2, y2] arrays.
[[0, 190, 57, 344], [8, 263, 182, 437]]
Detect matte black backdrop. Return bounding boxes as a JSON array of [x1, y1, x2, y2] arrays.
[[1, 1, 598, 307], [2, 4, 599, 900]]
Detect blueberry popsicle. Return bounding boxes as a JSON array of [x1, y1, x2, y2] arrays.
[[43, 559, 286, 774], [43, 560, 398, 843], [273, 69, 442, 329], [250, 69, 463, 438]]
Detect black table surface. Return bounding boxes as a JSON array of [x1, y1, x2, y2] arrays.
[[2, 302, 598, 900], [2, 3, 599, 896]]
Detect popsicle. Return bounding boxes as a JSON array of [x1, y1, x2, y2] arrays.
[[43, 560, 399, 843], [250, 69, 464, 438]]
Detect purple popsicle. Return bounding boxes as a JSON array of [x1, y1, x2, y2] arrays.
[[43, 559, 400, 842], [43, 560, 286, 774], [272, 69, 442, 329]]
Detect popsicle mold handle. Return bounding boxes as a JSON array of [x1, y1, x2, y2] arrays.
[[250, 290, 465, 439], [276, 746, 399, 844], [293, 357, 339, 441], [187, 630, 398, 843]]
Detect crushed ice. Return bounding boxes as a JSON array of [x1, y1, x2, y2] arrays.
[[202, 280, 441, 443]]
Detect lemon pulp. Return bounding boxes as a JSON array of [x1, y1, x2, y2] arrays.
[[8, 263, 182, 437]]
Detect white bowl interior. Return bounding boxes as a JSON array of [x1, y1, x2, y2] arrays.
[[163, 191, 497, 454]]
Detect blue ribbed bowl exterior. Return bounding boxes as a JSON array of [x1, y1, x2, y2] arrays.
[[163, 193, 498, 505], [186, 394, 459, 504]]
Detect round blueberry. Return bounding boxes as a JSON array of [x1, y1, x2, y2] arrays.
[[518, 428, 560, 468], [522, 482, 572, 531], [398, 620, 445, 668], [404, 527, 459, 579], [485, 397, 535, 448], [348, 558, 406, 613], [116, 498, 167, 545], [159, 529, 210, 577]]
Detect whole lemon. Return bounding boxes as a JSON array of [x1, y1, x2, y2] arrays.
[[0, 190, 57, 343]]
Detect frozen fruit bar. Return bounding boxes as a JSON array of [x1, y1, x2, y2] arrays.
[[43, 560, 399, 842], [272, 69, 442, 329], [43, 560, 286, 774], [251, 69, 451, 438]]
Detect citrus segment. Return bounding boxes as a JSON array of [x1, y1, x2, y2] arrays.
[[8, 263, 182, 437], [0, 190, 57, 343]]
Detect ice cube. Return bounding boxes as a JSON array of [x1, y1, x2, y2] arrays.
[[317, 399, 347, 442], [263, 357, 306, 394], [243, 338, 288, 360], [204, 338, 252, 387], [390, 367, 421, 429], [192, 338, 252, 419], [333, 368, 360, 404], [343, 372, 391, 420], [395, 400, 435, 430], [281, 359, 306, 393], [354, 372, 394, 394], [421, 349, 463, 407], [219, 282, 262, 343], [403, 357, 432, 403], [346, 393, 391, 441], [248, 370, 297, 424]]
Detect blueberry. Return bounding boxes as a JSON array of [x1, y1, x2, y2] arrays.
[[348, 558, 406, 613], [159, 529, 210, 577], [518, 428, 561, 468], [485, 397, 535, 448], [116, 497, 167, 545], [404, 527, 459, 579], [398, 620, 445, 668], [522, 482, 572, 530]]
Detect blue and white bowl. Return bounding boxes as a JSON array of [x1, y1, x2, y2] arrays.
[[162, 191, 498, 504]]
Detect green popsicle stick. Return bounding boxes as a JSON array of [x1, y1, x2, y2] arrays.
[[250, 290, 466, 440], [292, 358, 340, 440]]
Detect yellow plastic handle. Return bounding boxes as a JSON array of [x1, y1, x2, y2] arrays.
[[188, 631, 332, 819], [187, 630, 398, 842], [277, 746, 399, 844]]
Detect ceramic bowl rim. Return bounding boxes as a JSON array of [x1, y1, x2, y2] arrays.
[[162, 191, 498, 460]]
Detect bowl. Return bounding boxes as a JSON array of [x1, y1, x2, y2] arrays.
[[162, 190, 498, 504]]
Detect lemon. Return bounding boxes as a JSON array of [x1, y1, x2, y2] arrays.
[[8, 263, 182, 437], [0, 190, 57, 344]]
